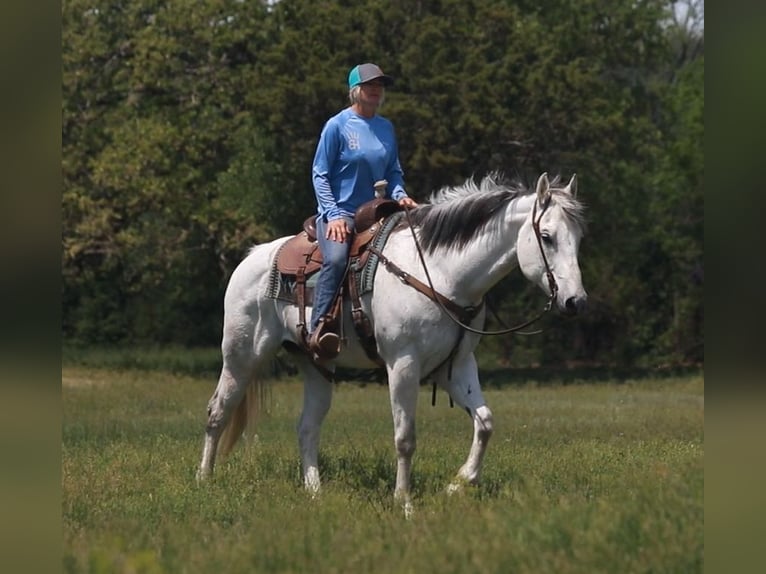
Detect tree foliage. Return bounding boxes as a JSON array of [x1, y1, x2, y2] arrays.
[[62, 0, 703, 366]]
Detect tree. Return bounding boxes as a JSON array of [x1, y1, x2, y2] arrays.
[[62, 0, 270, 343], [62, 0, 703, 367]]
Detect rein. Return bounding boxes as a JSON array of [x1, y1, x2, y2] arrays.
[[394, 199, 559, 337]]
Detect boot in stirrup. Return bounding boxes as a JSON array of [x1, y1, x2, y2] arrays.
[[308, 317, 340, 361]]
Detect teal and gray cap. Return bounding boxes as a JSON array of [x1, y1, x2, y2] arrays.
[[348, 63, 394, 88]]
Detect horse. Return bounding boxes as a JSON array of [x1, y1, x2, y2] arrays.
[[197, 172, 587, 514]]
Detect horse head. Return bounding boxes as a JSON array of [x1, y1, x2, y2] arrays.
[[517, 173, 588, 316]]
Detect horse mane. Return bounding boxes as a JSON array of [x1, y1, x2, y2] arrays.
[[405, 172, 585, 254]]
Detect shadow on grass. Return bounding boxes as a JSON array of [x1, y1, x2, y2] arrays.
[[477, 363, 704, 388], [62, 344, 702, 387], [335, 363, 703, 388]]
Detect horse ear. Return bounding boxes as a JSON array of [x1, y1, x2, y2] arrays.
[[565, 173, 578, 197], [535, 172, 551, 204]]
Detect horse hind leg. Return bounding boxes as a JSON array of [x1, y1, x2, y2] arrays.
[[197, 329, 280, 481], [197, 362, 256, 482]]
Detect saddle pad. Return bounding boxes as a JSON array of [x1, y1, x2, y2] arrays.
[[267, 268, 320, 304], [355, 210, 404, 295]]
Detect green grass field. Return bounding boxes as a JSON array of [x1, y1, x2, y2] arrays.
[[62, 366, 703, 573]]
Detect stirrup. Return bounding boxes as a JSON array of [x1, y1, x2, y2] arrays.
[[308, 321, 340, 360], [311, 332, 340, 359]]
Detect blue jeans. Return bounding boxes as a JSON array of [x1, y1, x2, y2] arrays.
[[309, 216, 355, 334]]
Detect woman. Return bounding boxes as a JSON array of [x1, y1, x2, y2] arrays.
[[309, 62, 417, 359]]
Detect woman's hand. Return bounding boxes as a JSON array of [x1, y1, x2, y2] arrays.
[[326, 218, 352, 243], [398, 197, 418, 209]]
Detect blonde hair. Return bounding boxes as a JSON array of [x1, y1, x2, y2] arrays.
[[348, 85, 385, 106], [349, 86, 362, 104]]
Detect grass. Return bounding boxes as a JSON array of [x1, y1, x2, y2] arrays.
[[62, 366, 703, 573]]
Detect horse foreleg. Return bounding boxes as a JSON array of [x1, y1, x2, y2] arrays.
[[451, 404, 493, 488], [439, 353, 494, 491], [387, 356, 420, 517], [297, 364, 334, 495]]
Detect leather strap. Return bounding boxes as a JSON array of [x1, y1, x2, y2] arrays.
[[368, 246, 482, 325], [347, 267, 385, 365], [295, 268, 307, 338]]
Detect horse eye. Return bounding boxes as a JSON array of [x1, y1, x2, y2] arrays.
[[541, 232, 553, 245]]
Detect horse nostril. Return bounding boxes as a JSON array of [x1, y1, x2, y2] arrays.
[[565, 296, 585, 314]]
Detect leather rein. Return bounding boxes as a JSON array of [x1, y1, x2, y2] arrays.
[[371, 197, 558, 338]]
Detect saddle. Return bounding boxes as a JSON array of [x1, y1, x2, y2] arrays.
[[275, 198, 404, 362]]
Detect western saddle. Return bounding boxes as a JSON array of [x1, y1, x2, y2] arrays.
[[274, 198, 404, 364]]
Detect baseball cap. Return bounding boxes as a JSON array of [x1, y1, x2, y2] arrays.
[[348, 63, 394, 88]]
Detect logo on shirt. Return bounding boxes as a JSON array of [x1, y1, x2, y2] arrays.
[[346, 130, 361, 151]]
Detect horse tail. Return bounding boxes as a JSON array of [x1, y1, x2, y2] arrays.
[[218, 375, 269, 458]]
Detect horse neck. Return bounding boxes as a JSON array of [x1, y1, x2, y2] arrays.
[[430, 193, 536, 303]]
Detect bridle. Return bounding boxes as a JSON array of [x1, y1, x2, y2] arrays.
[[398, 195, 559, 337]]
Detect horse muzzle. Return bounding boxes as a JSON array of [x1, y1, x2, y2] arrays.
[[560, 293, 588, 316]]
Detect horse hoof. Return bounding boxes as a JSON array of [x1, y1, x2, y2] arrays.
[[446, 482, 464, 495], [196, 469, 211, 483], [305, 482, 321, 499]]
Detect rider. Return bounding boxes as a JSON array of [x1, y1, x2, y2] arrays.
[[308, 62, 417, 358]]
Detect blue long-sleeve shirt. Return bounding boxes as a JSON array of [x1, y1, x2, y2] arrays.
[[312, 107, 408, 221]]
